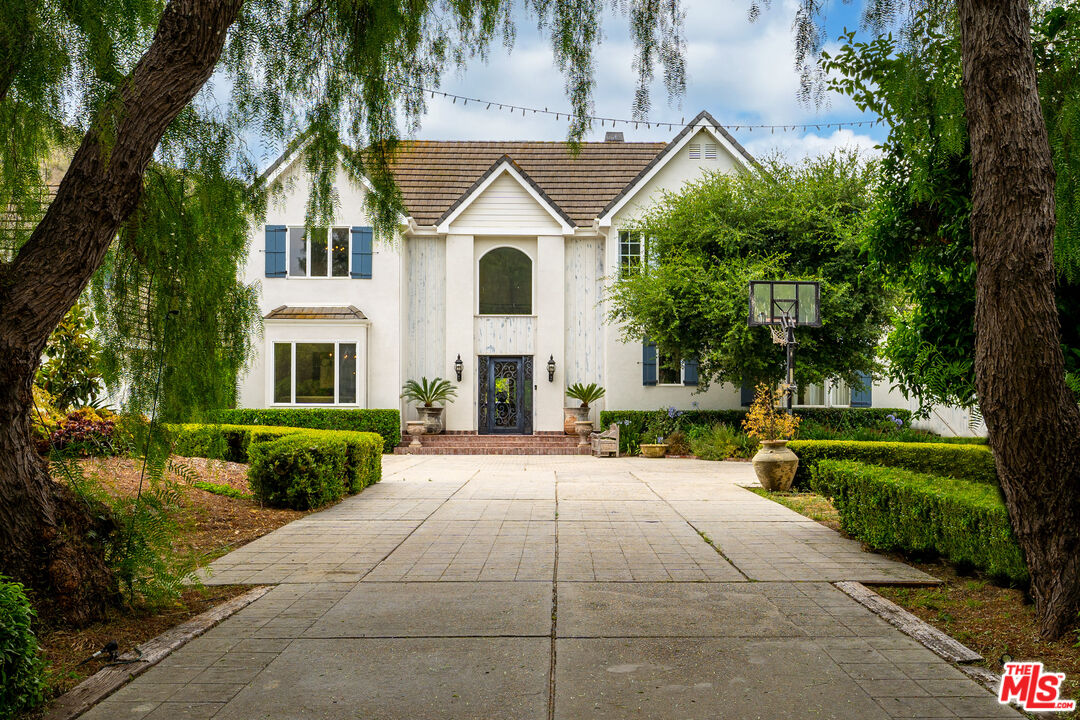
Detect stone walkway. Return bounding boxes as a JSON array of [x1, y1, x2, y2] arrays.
[[84, 456, 1020, 719]]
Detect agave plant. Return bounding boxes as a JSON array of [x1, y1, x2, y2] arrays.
[[401, 377, 458, 407], [566, 382, 606, 409]]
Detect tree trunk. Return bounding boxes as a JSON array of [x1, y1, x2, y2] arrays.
[[958, 0, 1080, 639], [0, 0, 243, 624]]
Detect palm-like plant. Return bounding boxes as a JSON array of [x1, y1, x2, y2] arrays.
[[401, 377, 458, 407], [566, 382, 606, 409]]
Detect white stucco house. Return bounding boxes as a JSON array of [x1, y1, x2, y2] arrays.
[[237, 111, 947, 436]]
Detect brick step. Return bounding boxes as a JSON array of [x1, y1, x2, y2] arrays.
[[405, 436, 581, 445], [393, 445, 591, 456]]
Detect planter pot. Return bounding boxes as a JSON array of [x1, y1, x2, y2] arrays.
[[751, 440, 799, 492], [405, 421, 425, 449], [574, 420, 594, 448], [564, 406, 590, 435], [416, 406, 445, 435], [640, 443, 668, 459]]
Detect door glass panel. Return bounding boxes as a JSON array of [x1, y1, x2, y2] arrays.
[[295, 343, 334, 403], [289, 228, 307, 276], [492, 360, 519, 429], [273, 343, 291, 403], [331, 228, 349, 277], [338, 343, 356, 404], [310, 227, 328, 277]]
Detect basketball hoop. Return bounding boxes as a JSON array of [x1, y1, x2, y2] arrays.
[[769, 325, 786, 344]]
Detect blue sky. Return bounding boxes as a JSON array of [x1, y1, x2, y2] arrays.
[[408, 0, 887, 159]]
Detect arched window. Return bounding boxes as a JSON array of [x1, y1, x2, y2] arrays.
[[478, 247, 532, 315]]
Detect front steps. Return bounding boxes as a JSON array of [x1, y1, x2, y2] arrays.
[[394, 431, 591, 455]]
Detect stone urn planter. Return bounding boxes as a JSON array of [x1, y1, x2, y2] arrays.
[[574, 419, 594, 448], [751, 440, 800, 491], [640, 443, 668, 458], [564, 406, 589, 435], [405, 420, 426, 449], [416, 406, 445, 435]]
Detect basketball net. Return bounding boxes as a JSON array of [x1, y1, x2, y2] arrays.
[[769, 325, 786, 345]]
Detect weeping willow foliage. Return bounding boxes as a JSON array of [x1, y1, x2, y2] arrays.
[[2, 0, 688, 417]]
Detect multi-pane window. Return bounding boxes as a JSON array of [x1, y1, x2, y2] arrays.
[[619, 230, 644, 278], [658, 349, 682, 385], [273, 342, 358, 404], [288, 227, 350, 278]]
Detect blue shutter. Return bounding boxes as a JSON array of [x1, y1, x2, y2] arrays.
[[740, 382, 755, 407], [642, 341, 657, 386], [351, 226, 373, 279], [850, 372, 873, 407], [264, 225, 286, 277], [683, 358, 699, 386]]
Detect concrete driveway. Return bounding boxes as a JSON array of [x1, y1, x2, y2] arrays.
[[81, 455, 1019, 719]]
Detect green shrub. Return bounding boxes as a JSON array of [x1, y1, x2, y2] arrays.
[[209, 408, 400, 453], [170, 423, 300, 462], [795, 419, 986, 444], [248, 434, 350, 509], [809, 460, 1026, 583], [0, 576, 46, 720], [688, 423, 758, 460], [191, 480, 251, 499], [788, 439, 997, 489]]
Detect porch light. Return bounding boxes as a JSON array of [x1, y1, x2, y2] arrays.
[[547, 355, 556, 382], [454, 354, 464, 382]]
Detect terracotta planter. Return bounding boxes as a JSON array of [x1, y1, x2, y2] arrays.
[[640, 443, 668, 458], [751, 439, 799, 491], [564, 406, 589, 435], [416, 406, 445, 434]]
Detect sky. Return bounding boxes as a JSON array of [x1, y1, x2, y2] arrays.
[[400, 0, 887, 160]]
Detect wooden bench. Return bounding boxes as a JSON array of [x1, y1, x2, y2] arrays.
[[591, 423, 619, 457]]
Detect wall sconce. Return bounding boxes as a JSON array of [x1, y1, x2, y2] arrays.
[[547, 355, 556, 382], [454, 354, 464, 382]]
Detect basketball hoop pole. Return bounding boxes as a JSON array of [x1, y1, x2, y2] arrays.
[[782, 314, 797, 414]]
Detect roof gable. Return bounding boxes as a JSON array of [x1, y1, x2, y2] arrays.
[[437, 156, 573, 234]]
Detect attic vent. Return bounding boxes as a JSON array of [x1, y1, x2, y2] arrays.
[[705, 143, 717, 159], [688, 143, 701, 159], [605, 131, 624, 142]]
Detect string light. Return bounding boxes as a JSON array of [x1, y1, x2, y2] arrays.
[[381, 77, 942, 133]]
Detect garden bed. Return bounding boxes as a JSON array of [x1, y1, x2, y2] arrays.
[[27, 455, 306, 710]]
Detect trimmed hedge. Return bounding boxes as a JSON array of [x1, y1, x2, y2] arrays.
[[810, 460, 1025, 583], [169, 423, 383, 509], [601, 407, 913, 434], [788, 440, 997, 489], [0, 576, 46, 720], [210, 408, 401, 453]]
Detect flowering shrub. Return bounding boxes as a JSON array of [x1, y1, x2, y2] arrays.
[[741, 383, 800, 441], [48, 408, 118, 456]]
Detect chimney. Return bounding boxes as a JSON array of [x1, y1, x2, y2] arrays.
[[604, 131, 624, 142]]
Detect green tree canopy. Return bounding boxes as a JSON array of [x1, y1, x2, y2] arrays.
[[821, 4, 1080, 413], [606, 152, 895, 391]]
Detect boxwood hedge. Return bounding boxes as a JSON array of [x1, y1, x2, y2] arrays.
[[788, 440, 997, 489], [0, 576, 45, 719], [809, 459, 1025, 583], [209, 408, 400, 453], [169, 423, 382, 509]]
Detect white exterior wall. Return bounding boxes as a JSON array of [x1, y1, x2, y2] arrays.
[[237, 160, 403, 411]]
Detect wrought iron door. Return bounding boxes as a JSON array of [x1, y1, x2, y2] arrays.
[[478, 355, 533, 434]]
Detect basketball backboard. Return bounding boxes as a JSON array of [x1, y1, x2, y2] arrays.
[[748, 280, 821, 327]]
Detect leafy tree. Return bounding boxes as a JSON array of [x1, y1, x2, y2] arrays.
[[0, 0, 686, 624], [607, 152, 895, 393], [35, 301, 104, 410], [776, 0, 1080, 638], [822, 5, 1080, 414]]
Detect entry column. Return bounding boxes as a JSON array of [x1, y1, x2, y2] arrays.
[[444, 234, 475, 432]]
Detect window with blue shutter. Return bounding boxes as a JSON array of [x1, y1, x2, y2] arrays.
[[850, 372, 873, 407], [740, 382, 755, 407], [642, 340, 657, 386], [264, 225, 287, 277], [683, 358, 699, 386], [351, 226, 373, 279]]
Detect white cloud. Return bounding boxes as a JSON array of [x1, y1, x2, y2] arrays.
[[742, 127, 882, 161]]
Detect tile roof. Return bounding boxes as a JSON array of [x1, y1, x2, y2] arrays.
[[387, 140, 667, 226], [264, 305, 368, 320]]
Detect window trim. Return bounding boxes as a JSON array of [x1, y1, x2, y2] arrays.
[[618, 230, 646, 278], [286, 226, 352, 279], [271, 340, 359, 406]]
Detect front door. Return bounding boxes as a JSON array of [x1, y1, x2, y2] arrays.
[[478, 355, 533, 434]]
